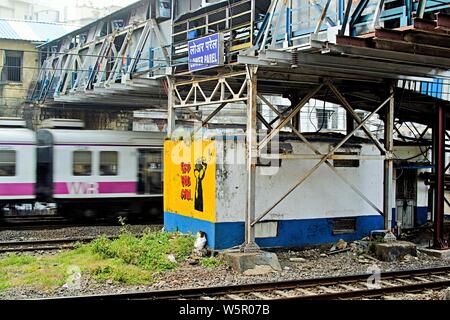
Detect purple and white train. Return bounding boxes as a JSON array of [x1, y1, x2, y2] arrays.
[[0, 118, 164, 218]]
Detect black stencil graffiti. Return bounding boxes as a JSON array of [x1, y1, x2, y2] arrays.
[[194, 159, 207, 212]]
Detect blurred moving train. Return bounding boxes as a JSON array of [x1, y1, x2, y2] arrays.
[[0, 118, 164, 219]]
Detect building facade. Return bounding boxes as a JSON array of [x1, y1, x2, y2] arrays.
[[0, 19, 78, 117]]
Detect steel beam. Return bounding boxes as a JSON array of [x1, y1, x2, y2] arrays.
[[252, 94, 393, 226], [372, 0, 385, 29], [243, 66, 259, 251], [327, 82, 387, 154], [258, 84, 324, 152], [314, 0, 332, 35], [417, 0, 428, 19], [383, 83, 395, 230], [258, 93, 383, 215], [339, 0, 353, 36], [433, 103, 448, 249], [167, 76, 176, 134]]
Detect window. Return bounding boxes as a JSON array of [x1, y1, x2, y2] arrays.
[[316, 109, 336, 130], [1, 51, 23, 82], [333, 152, 360, 168], [73, 151, 92, 176], [100, 151, 118, 176], [333, 218, 356, 235], [0, 150, 16, 176]]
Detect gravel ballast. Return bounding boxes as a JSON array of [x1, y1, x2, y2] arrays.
[[0, 234, 449, 300]]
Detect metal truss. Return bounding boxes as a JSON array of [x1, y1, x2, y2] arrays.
[[29, 16, 171, 105], [167, 67, 397, 251], [250, 81, 395, 235], [255, 0, 450, 51]]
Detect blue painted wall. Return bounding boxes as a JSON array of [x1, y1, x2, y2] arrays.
[[415, 206, 428, 227], [165, 212, 384, 250]]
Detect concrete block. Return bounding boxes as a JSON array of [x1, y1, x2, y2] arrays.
[[221, 251, 282, 274], [418, 247, 450, 260], [373, 241, 417, 262]]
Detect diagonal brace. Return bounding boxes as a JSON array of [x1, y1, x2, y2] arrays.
[[252, 93, 394, 226], [327, 82, 387, 154], [258, 84, 324, 152], [258, 94, 383, 215]]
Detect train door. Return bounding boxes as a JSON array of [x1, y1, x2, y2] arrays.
[[137, 149, 163, 195], [395, 169, 417, 229]]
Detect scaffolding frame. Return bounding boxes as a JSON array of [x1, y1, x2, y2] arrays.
[[167, 0, 450, 251]]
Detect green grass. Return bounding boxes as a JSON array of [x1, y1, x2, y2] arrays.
[[0, 230, 195, 292], [199, 257, 223, 268]]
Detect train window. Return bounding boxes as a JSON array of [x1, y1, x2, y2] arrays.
[[0, 150, 16, 176], [100, 151, 118, 176], [73, 151, 92, 176]]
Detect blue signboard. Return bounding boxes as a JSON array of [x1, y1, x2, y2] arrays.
[[188, 33, 223, 72]]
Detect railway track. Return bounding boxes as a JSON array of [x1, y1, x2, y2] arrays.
[[0, 215, 163, 230], [37, 266, 450, 301], [0, 236, 108, 252]]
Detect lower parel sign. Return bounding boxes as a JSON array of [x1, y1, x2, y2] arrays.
[[164, 140, 216, 222]]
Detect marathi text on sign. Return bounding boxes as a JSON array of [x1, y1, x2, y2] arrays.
[[188, 33, 223, 72]]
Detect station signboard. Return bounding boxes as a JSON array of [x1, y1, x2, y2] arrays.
[[188, 33, 224, 72]]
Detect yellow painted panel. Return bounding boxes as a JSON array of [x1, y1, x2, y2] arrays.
[[164, 140, 216, 222], [230, 42, 252, 52]]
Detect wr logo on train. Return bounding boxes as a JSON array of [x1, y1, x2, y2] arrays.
[[67, 182, 99, 194]]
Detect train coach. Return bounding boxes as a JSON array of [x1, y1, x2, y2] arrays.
[[1, 118, 165, 219], [0, 118, 36, 205]]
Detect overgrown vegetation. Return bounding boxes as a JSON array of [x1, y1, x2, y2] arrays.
[[0, 230, 197, 292], [199, 256, 223, 268]]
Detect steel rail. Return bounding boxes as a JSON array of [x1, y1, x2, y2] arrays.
[[32, 266, 450, 301], [0, 237, 103, 253]]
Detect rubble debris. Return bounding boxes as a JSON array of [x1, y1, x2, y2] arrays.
[[330, 239, 348, 251], [167, 254, 177, 263], [243, 265, 277, 276], [443, 287, 450, 300], [289, 257, 306, 262]]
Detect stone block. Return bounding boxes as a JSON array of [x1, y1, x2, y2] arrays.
[[373, 241, 417, 262], [418, 247, 450, 260], [221, 251, 282, 274]]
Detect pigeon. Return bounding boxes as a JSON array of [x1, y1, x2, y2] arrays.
[[194, 231, 207, 252]]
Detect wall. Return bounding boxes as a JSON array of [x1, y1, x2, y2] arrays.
[[0, 39, 39, 117], [164, 135, 387, 249], [215, 137, 384, 223]]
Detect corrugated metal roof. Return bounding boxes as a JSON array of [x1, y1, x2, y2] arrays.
[[0, 19, 79, 42]]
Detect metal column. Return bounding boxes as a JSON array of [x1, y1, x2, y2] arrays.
[[167, 77, 176, 134], [346, 110, 354, 135], [290, 93, 301, 132], [383, 84, 395, 230], [433, 104, 447, 249], [243, 66, 259, 251]]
